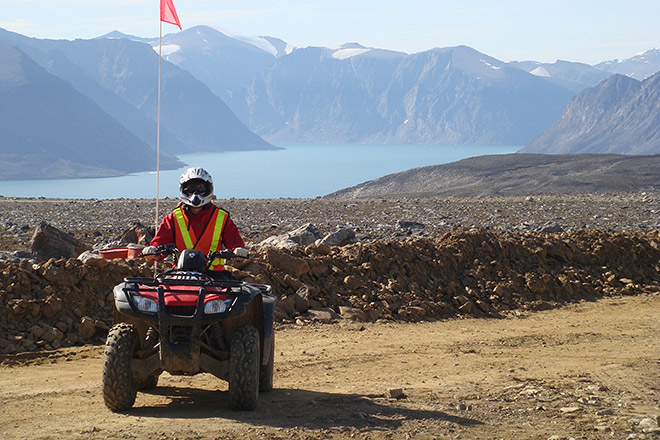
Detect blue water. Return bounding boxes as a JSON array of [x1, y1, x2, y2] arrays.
[[0, 143, 518, 199]]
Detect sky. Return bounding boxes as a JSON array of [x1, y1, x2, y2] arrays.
[[1, 0, 660, 65]]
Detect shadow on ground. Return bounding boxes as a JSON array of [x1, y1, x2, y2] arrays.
[[129, 386, 482, 431]]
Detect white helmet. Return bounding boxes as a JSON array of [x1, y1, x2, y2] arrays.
[[179, 167, 214, 207]]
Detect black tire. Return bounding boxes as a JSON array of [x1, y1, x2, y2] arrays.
[[259, 333, 274, 392], [228, 325, 260, 410], [102, 323, 138, 411]]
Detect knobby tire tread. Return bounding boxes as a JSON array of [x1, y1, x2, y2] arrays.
[[102, 323, 138, 411], [228, 325, 260, 410]]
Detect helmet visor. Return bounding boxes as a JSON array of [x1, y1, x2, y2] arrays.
[[182, 179, 210, 196]]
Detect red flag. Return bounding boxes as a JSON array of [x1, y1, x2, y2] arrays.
[[161, 0, 182, 29]]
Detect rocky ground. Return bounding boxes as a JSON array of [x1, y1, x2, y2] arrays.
[[0, 191, 658, 251], [0, 192, 659, 439]]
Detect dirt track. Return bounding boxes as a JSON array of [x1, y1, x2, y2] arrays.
[[2, 294, 659, 440]]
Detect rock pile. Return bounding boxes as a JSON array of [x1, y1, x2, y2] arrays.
[[243, 228, 660, 323], [1, 225, 659, 355], [0, 256, 152, 353]]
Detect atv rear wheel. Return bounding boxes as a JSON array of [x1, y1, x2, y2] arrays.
[[259, 333, 274, 392], [228, 325, 260, 410], [102, 323, 138, 411]]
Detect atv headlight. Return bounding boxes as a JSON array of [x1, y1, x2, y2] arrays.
[[204, 299, 232, 314], [133, 295, 158, 313]]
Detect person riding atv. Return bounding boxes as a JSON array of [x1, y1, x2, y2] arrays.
[[143, 167, 248, 280], [102, 167, 276, 412]]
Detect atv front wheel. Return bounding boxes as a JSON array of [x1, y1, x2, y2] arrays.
[[102, 323, 138, 411], [228, 325, 260, 410]]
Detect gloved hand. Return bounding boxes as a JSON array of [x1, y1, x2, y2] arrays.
[[141, 245, 159, 255], [233, 247, 249, 258], [142, 246, 161, 261]]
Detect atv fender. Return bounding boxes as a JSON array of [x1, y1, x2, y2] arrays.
[[261, 292, 277, 367], [113, 282, 134, 317]]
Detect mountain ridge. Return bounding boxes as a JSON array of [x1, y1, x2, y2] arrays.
[[0, 42, 182, 180], [326, 153, 660, 198], [521, 72, 660, 155]]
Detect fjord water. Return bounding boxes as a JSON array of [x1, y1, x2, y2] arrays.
[[0, 143, 517, 199]]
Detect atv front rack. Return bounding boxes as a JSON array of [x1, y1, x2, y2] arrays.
[[124, 276, 245, 288], [123, 276, 272, 297]]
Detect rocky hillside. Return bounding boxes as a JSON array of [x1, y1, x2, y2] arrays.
[[0, 43, 182, 180], [327, 153, 660, 198], [521, 73, 660, 155]]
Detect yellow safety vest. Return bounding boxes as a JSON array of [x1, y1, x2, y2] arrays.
[[172, 206, 228, 271]]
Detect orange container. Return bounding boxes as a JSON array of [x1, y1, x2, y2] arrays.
[[99, 247, 129, 260], [127, 245, 145, 259]]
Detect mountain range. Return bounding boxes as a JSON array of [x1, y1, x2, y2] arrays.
[[0, 27, 275, 179], [1, 25, 660, 180], [137, 26, 660, 151]]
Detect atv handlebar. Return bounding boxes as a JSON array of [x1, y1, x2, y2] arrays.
[[138, 243, 177, 258], [139, 245, 249, 266]]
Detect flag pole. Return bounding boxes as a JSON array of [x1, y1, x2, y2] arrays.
[[154, 19, 163, 275], [156, 19, 162, 232]]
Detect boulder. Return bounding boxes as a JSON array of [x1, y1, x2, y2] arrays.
[[293, 285, 311, 312], [266, 248, 310, 277], [260, 223, 322, 249], [42, 294, 63, 319], [398, 221, 426, 230], [30, 222, 87, 260], [306, 308, 341, 323], [319, 228, 358, 246], [118, 222, 154, 245], [78, 316, 97, 340], [77, 250, 101, 264], [338, 306, 367, 321], [538, 221, 565, 233], [275, 296, 296, 318]]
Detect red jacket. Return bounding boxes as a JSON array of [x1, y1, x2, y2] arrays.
[[150, 204, 245, 252]]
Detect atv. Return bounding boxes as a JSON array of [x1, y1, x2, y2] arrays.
[[102, 244, 277, 412]]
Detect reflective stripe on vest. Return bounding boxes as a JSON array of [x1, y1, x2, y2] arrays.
[[172, 206, 229, 271]]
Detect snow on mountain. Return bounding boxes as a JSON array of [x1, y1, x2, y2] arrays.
[[508, 60, 612, 92], [215, 27, 282, 56], [530, 66, 551, 77], [332, 47, 372, 60], [480, 59, 502, 70], [158, 44, 181, 57], [595, 47, 660, 80]]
